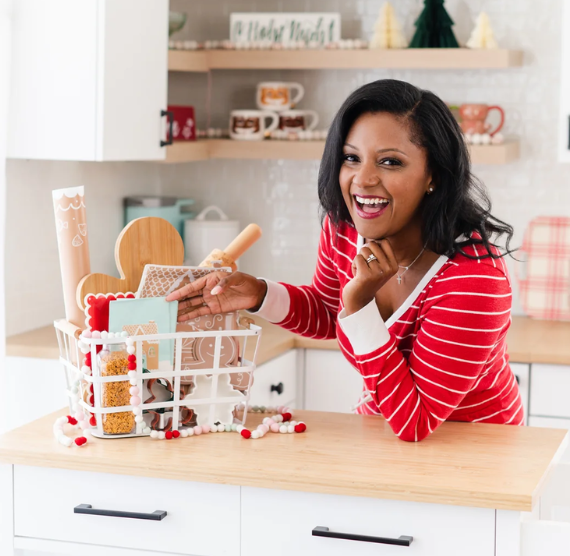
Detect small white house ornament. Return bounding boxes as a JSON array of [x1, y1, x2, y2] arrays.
[[230, 13, 341, 47]]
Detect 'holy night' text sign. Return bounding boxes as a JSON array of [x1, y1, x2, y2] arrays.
[[230, 13, 341, 46]]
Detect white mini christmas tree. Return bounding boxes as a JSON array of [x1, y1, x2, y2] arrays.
[[370, 2, 408, 49], [466, 12, 498, 49]]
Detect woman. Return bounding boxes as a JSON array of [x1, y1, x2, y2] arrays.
[[167, 79, 522, 442]]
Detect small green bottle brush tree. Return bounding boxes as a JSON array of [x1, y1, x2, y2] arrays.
[[409, 0, 459, 48]]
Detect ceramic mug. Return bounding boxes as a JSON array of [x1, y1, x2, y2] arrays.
[[229, 110, 279, 141], [459, 104, 505, 136], [278, 109, 319, 132], [256, 82, 305, 111]]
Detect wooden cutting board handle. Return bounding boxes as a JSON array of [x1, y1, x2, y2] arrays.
[[76, 217, 184, 309]]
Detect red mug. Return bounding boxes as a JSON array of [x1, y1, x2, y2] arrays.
[[459, 104, 504, 136], [167, 105, 196, 141]]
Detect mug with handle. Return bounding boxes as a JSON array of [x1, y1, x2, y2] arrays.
[[279, 110, 319, 132], [459, 104, 505, 136], [229, 110, 280, 141], [256, 82, 305, 111]]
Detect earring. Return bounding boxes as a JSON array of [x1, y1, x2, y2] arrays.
[[428, 187, 434, 194]]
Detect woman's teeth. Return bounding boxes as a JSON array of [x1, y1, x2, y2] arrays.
[[354, 195, 389, 214]]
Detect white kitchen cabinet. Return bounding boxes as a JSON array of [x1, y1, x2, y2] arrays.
[[304, 349, 364, 413], [242, 486, 495, 556], [14, 466, 240, 556], [511, 363, 530, 425], [560, 0, 570, 161], [530, 364, 570, 419], [249, 350, 298, 409], [8, 0, 169, 162]]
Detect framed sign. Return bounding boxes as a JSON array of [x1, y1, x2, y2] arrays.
[[230, 13, 341, 46]]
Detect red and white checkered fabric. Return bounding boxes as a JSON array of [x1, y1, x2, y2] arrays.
[[517, 216, 570, 321]]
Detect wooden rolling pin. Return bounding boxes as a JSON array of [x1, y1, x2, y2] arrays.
[[199, 224, 262, 272]]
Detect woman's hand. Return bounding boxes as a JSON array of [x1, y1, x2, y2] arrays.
[[342, 240, 398, 316], [165, 271, 268, 322]]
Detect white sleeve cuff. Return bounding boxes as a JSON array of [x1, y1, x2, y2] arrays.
[[338, 299, 391, 355], [247, 279, 290, 323]]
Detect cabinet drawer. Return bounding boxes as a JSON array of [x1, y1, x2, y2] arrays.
[[522, 463, 570, 555], [249, 350, 297, 408], [14, 466, 239, 555], [242, 487, 495, 556], [530, 364, 570, 418]]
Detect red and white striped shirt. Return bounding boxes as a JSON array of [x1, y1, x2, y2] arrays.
[[255, 217, 523, 442]]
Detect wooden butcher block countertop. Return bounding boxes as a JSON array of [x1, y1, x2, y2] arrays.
[[0, 409, 566, 512], [7, 315, 570, 366]]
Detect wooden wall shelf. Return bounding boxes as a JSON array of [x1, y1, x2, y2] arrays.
[[163, 139, 520, 165], [168, 49, 524, 72]]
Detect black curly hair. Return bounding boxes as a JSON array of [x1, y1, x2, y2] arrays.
[[318, 79, 514, 259]]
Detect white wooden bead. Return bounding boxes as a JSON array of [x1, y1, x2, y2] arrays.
[[251, 430, 260, 439], [180, 429, 188, 438], [57, 416, 68, 425], [135, 415, 144, 424], [143, 427, 152, 435], [187, 427, 194, 436], [133, 407, 142, 416], [237, 425, 244, 433], [127, 371, 137, 379], [107, 332, 115, 339], [53, 428, 64, 437], [210, 425, 217, 433], [121, 331, 128, 338], [290, 421, 297, 426], [150, 430, 159, 439], [126, 338, 135, 347], [100, 331, 108, 339], [82, 429, 91, 438], [127, 346, 136, 355], [158, 431, 166, 440], [217, 424, 225, 432], [79, 347, 90, 354], [279, 425, 288, 433], [287, 425, 295, 433]]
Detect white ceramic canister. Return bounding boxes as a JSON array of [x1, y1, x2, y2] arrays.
[[184, 206, 240, 266]]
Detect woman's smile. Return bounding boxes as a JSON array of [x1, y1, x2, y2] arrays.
[[352, 194, 391, 220]]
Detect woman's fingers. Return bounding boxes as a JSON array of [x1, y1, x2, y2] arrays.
[[178, 304, 213, 322], [166, 276, 209, 302], [374, 239, 399, 273], [365, 241, 397, 276], [178, 296, 206, 311]]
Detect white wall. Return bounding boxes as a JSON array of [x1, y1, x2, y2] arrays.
[[5, 0, 570, 337]]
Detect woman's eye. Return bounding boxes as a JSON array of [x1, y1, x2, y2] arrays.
[[379, 158, 402, 167], [343, 154, 359, 163]]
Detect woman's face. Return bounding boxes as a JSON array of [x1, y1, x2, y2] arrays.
[[340, 112, 433, 241]]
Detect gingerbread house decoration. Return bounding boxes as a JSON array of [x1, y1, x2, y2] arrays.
[[122, 321, 160, 370]]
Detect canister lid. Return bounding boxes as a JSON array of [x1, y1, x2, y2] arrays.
[[124, 196, 179, 208]]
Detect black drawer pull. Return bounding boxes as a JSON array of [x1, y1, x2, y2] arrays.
[[74, 504, 167, 521], [160, 109, 174, 147], [270, 382, 284, 395], [312, 526, 413, 546]]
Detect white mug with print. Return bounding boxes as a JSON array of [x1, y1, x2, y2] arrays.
[[229, 110, 280, 141], [278, 109, 319, 132], [256, 82, 305, 112]]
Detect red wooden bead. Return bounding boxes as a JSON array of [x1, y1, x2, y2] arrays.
[[89, 395, 94, 405], [89, 416, 97, 427], [240, 429, 251, 439], [128, 362, 137, 370], [281, 412, 292, 422], [67, 416, 78, 426], [128, 355, 136, 362], [74, 437, 87, 446], [89, 385, 94, 394], [294, 422, 307, 433], [165, 431, 173, 440], [172, 430, 180, 439]]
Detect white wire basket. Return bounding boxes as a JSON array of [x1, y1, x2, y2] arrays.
[[54, 318, 262, 439]]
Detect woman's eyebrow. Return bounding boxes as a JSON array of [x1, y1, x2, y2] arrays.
[[344, 143, 407, 156]]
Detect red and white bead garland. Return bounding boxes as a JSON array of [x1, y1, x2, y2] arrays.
[[125, 336, 153, 436], [52, 415, 90, 448], [148, 407, 307, 441]]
